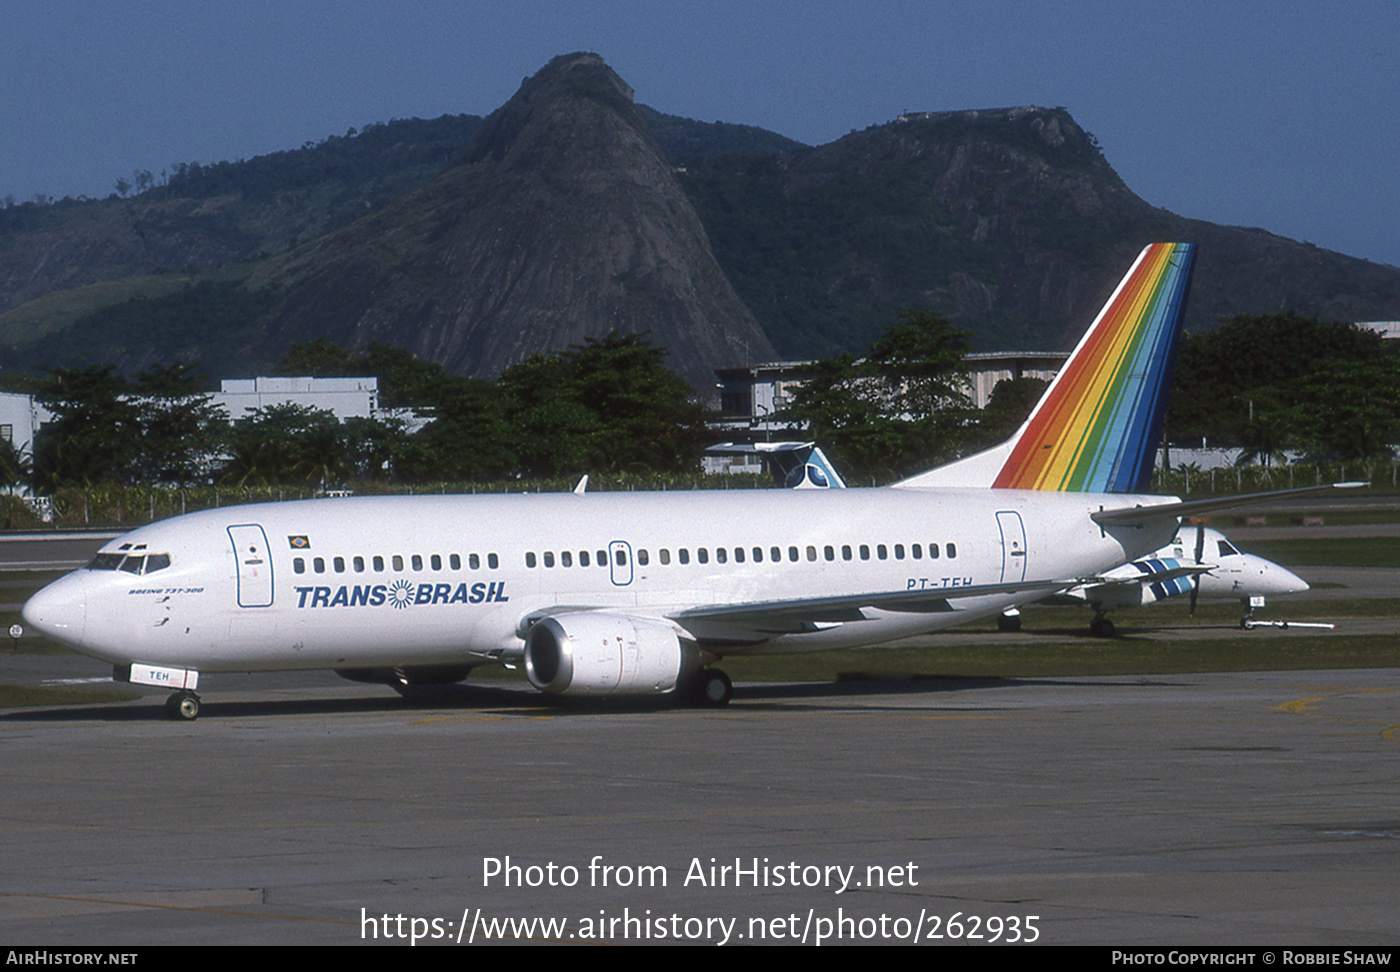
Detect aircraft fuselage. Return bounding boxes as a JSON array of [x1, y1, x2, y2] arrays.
[[25, 487, 1177, 673]]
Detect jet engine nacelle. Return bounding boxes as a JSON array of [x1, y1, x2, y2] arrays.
[[524, 612, 686, 696]]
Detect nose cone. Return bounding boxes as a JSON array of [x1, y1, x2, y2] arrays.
[[22, 573, 87, 647], [1259, 559, 1309, 596]]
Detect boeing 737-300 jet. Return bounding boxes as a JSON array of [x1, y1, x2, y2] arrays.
[[26, 243, 1227, 719]]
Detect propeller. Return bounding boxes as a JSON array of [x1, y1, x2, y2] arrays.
[[1189, 519, 1206, 616]]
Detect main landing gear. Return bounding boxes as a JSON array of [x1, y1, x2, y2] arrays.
[[693, 668, 732, 707], [1088, 614, 1116, 638], [165, 690, 201, 721]]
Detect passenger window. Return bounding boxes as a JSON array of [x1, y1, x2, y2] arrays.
[[450, 554, 461, 570], [679, 549, 690, 565], [660, 549, 670, 565], [929, 544, 940, 560], [580, 551, 590, 567], [771, 546, 781, 562], [894, 544, 905, 560], [753, 547, 763, 563], [912, 544, 922, 560], [562, 551, 573, 567], [543, 552, 555, 568], [393, 555, 404, 571], [354, 556, 365, 572], [698, 548, 709, 564], [859, 545, 870, 561], [733, 547, 744, 563], [616, 550, 627, 566], [374, 556, 385, 572], [788, 546, 799, 562], [597, 550, 608, 567], [842, 545, 852, 561], [946, 543, 957, 558], [806, 546, 816, 562], [294, 558, 306, 574], [334, 556, 345, 573], [431, 554, 442, 571], [715, 548, 726, 564], [526, 552, 537, 568], [411, 555, 423, 571], [637, 549, 648, 566], [468, 553, 479, 570], [314, 557, 326, 573], [877, 545, 887, 560], [488, 553, 499, 569]]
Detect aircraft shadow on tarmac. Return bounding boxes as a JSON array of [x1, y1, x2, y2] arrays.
[[0, 672, 1188, 722]]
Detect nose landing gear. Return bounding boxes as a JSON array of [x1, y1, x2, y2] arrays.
[[165, 690, 201, 721]]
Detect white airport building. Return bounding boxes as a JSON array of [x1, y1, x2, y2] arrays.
[[211, 376, 380, 422]]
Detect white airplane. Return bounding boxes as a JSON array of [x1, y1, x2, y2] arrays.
[[1035, 523, 1308, 636], [24, 242, 1295, 720]]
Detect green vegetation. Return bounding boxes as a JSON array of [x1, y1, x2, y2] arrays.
[[9, 333, 712, 496], [783, 311, 1017, 482], [6, 279, 275, 378], [0, 272, 220, 345], [1167, 312, 1400, 462]]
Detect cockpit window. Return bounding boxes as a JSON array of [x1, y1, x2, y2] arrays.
[[1216, 540, 1239, 557], [88, 552, 171, 574]]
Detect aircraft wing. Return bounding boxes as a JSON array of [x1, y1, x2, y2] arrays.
[[1085, 562, 1213, 590], [673, 577, 1077, 634]]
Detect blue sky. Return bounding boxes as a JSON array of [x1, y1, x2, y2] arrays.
[[4, 1, 1398, 268]]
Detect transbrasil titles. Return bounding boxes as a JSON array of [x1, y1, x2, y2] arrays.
[[295, 580, 508, 610]]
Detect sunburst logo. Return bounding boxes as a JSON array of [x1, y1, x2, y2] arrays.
[[388, 579, 415, 609]]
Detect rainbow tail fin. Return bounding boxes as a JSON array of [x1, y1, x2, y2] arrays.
[[895, 242, 1196, 493]]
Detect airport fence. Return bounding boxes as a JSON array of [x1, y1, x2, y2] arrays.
[[0, 462, 1394, 531], [5, 472, 776, 530], [1154, 460, 1398, 495]]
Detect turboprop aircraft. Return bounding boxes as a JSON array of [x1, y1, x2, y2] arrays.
[[26, 242, 1213, 720], [1037, 523, 1309, 636]]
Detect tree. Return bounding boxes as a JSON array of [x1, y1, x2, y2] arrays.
[[562, 333, 707, 474], [273, 339, 366, 378], [0, 435, 30, 492], [405, 380, 515, 481], [132, 363, 227, 487], [1167, 312, 1399, 461], [32, 367, 141, 488], [497, 353, 597, 477], [219, 404, 345, 487], [783, 311, 973, 481], [969, 376, 1048, 450]]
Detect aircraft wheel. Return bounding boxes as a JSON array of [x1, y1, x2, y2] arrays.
[[997, 612, 1021, 632], [697, 669, 732, 707], [1240, 617, 1256, 630], [1089, 617, 1115, 638], [166, 690, 200, 721]]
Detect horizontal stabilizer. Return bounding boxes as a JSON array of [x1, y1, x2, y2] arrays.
[[1090, 482, 1367, 528]]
